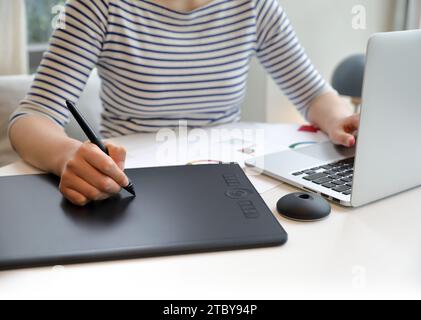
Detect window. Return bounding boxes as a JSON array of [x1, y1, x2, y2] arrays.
[[406, 0, 421, 29], [25, 0, 65, 72]]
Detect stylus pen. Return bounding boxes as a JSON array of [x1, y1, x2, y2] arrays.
[[65, 100, 136, 196]]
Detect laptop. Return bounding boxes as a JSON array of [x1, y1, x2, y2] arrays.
[[0, 164, 287, 270], [246, 30, 421, 207]]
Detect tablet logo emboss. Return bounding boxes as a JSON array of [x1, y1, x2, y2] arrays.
[[223, 174, 241, 187], [238, 200, 260, 219], [225, 189, 252, 199]]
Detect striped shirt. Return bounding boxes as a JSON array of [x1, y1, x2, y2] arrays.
[[10, 0, 331, 138]]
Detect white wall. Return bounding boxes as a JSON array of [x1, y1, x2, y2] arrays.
[[241, 0, 399, 123]]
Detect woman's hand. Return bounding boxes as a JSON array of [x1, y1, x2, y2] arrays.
[[327, 114, 360, 148], [59, 142, 129, 206], [307, 92, 360, 148]]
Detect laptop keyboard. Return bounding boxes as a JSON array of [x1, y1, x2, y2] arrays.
[[292, 158, 355, 196]]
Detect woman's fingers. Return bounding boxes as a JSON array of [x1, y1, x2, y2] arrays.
[[330, 114, 360, 147], [61, 171, 111, 202], [79, 142, 129, 187], [105, 142, 127, 170], [66, 158, 121, 194], [343, 114, 360, 134], [59, 187, 88, 206], [334, 131, 356, 147], [59, 141, 129, 206]]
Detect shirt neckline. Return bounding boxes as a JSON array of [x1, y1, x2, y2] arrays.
[[141, 0, 225, 16]]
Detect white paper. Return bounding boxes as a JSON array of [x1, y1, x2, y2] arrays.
[[1, 123, 329, 194], [115, 123, 328, 193]]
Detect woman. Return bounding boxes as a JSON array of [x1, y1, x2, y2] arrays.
[[9, 0, 359, 205]]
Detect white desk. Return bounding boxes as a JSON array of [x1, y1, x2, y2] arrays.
[[1, 123, 420, 300]]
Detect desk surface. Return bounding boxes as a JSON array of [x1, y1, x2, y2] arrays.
[[1, 123, 420, 299]]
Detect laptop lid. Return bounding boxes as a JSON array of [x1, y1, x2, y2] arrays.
[[352, 30, 421, 207], [0, 164, 287, 270]]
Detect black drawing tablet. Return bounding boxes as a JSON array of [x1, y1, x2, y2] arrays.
[[0, 164, 287, 270]]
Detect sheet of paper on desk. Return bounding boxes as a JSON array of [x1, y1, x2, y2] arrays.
[[121, 123, 328, 194], [1, 124, 326, 194], [0, 160, 42, 177], [124, 140, 276, 193]]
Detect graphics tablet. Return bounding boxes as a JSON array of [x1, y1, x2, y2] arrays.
[[0, 164, 287, 270]]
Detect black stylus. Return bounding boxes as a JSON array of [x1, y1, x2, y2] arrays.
[[65, 100, 136, 196]]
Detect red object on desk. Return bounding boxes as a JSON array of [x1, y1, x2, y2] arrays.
[[298, 125, 319, 133]]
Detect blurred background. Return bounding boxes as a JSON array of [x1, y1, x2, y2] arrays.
[[2, 0, 421, 120], [0, 0, 421, 166]]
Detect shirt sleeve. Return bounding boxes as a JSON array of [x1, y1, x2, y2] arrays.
[[9, 0, 109, 129], [255, 0, 334, 119]]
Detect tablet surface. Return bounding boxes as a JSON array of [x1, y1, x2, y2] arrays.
[[0, 164, 287, 270]]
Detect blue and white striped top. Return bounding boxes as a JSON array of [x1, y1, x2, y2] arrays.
[[11, 0, 331, 137]]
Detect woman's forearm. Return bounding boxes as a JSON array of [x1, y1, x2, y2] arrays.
[[9, 115, 82, 176], [10, 115, 130, 206], [307, 92, 354, 133]]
